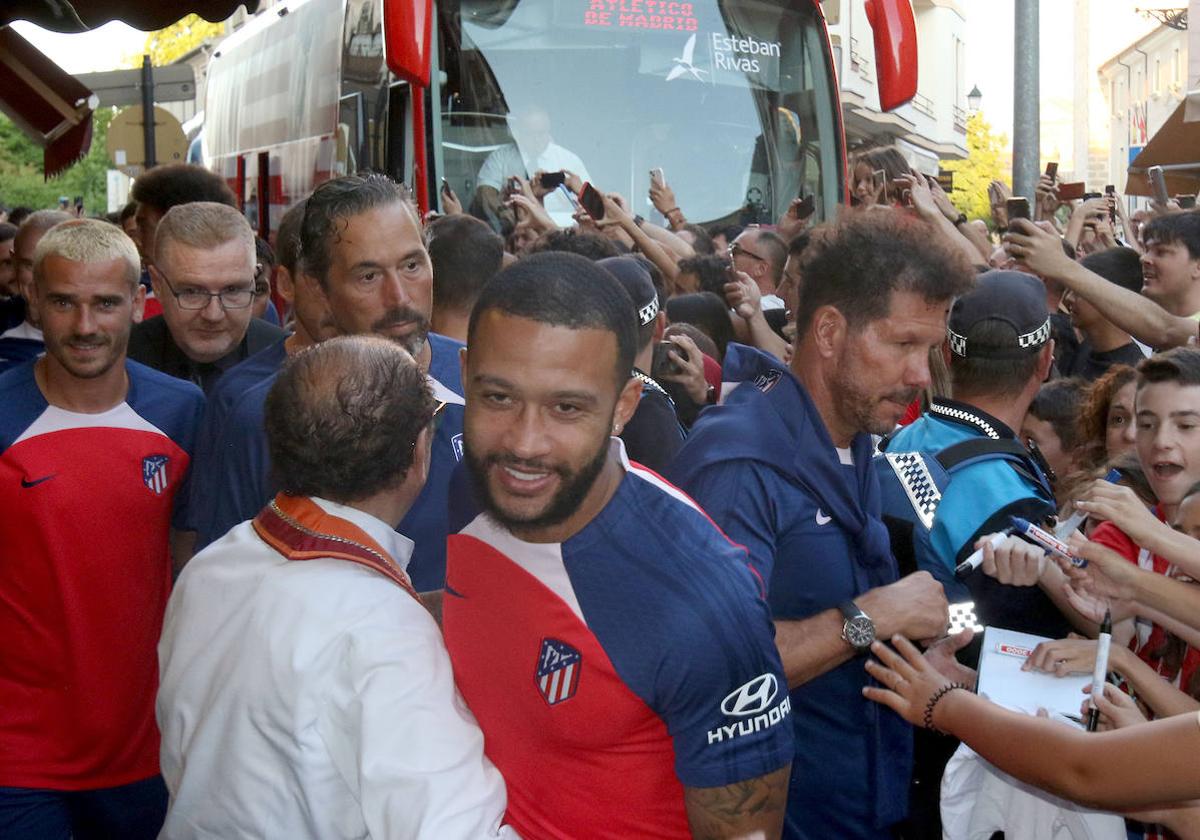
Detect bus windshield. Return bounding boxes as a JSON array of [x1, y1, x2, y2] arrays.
[[435, 0, 843, 231]]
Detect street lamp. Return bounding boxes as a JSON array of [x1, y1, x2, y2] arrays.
[[968, 85, 983, 112]]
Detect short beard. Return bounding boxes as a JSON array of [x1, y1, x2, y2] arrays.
[[372, 305, 431, 356], [832, 351, 917, 438], [464, 432, 612, 534]]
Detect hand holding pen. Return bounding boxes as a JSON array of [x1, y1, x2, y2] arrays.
[[1086, 609, 1113, 732], [956, 516, 1084, 578]]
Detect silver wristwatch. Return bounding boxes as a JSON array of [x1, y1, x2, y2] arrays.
[[839, 600, 876, 654]]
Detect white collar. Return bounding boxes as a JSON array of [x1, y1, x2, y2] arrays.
[[310, 496, 416, 572], [1, 321, 43, 341]]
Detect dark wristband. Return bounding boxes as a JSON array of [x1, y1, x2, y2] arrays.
[[923, 682, 968, 733]]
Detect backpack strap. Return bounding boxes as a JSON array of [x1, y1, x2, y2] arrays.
[[935, 438, 1053, 500], [935, 438, 1031, 470]]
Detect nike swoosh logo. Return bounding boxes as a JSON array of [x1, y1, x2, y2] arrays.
[[21, 474, 56, 488], [815, 509, 832, 526]]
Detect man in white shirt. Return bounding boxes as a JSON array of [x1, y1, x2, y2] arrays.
[[475, 105, 590, 226], [157, 336, 515, 839]]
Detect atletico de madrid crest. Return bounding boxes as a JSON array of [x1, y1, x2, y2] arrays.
[[535, 638, 581, 706], [142, 455, 170, 495]]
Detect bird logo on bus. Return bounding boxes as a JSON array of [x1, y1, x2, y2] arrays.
[[666, 33, 708, 82]]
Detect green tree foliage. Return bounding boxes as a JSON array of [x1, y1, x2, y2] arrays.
[[940, 112, 1009, 226], [0, 108, 115, 214], [141, 15, 224, 67]]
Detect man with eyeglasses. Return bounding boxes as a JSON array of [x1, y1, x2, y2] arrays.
[[126, 202, 285, 394], [729, 229, 787, 312]]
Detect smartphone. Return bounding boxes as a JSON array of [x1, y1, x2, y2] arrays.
[[1044, 161, 1059, 180], [872, 169, 888, 201], [1149, 165, 1169, 205], [503, 176, 522, 198], [539, 171, 566, 190], [1082, 191, 1103, 201], [1179, 195, 1197, 209], [1006, 197, 1031, 222], [937, 170, 954, 192], [1057, 181, 1086, 201], [793, 194, 815, 219], [652, 340, 686, 379], [889, 178, 911, 204], [649, 168, 666, 189], [1105, 184, 1117, 222], [440, 178, 452, 196], [579, 182, 605, 220]]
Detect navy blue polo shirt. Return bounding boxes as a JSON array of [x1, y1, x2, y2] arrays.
[[669, 344, 909, 840]]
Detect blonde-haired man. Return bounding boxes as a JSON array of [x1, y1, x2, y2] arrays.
[[0, 219, 205, 840], [127, 201, 284, 393], [0, 210, 72, 374]]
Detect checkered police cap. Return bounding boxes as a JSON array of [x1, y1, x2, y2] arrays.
[[598, 256, 660, 327], [948, 270, 1051, 360]]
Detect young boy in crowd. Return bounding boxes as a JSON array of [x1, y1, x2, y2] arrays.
[[1074, 349, 1200, 687]]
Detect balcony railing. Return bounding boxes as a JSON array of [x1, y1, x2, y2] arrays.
[[953, 105, 967, 132], [912, 92, 935, 118]]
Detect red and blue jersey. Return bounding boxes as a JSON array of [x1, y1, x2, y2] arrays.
[[443, 443, 793, 839], [0, 359, 204, 790]]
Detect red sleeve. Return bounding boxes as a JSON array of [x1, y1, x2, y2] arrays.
[[898, 398, 922, 427], [1089, 521, 1140, 564]]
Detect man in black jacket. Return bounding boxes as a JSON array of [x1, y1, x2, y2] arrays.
[[127, 202, 284, 393], [597, 256, 684, 472]]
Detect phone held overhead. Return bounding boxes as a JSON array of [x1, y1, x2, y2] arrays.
[[579, 182, 605, 220], [1005, 197, 1031, 222]]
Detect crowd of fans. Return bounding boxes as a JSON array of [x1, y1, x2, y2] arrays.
[[1, 150, 1200, 840]]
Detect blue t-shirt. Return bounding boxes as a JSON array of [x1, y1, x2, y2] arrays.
[[192, 333, 465, 590], [669, 345, 908, 840]]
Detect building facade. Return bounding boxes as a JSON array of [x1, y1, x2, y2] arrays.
[[1098, 20, 1188, 195], [824, 0, 969, 173]]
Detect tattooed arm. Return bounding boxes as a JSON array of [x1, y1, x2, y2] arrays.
[[683, 765, 790, 839]]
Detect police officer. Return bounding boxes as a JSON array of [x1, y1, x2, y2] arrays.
[[880, 270, 1078, 639], [878, 270, 1082, 837]]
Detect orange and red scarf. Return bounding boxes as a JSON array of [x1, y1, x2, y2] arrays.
[[253, 493, 420, 602]]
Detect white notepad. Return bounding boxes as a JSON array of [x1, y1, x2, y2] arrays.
[[975, 627, 1091, 723]]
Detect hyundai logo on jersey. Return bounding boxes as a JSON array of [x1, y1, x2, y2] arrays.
[[536, 638, 581, 706], [708, 673, 791, 744], [142, 455, 170, 496], [720, 673, 778, 717]]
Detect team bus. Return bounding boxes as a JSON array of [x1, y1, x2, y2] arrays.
[[203, 0, 917, 236]]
